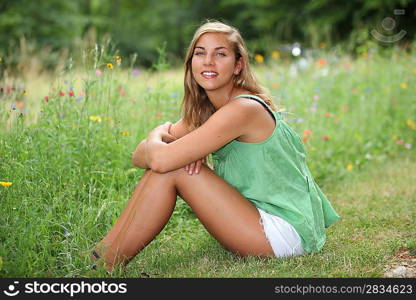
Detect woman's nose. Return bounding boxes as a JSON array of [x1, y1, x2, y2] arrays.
[[203, 54, 214, 65]]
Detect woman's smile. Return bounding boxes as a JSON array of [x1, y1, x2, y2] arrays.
[[201, 71, 219, 79]]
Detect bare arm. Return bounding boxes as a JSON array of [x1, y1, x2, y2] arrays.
[[147, 99, 255, 173], [131, 138, 149, 169], [131, 118, 190, 169]]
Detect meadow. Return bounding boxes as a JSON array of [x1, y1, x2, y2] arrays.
[[0, 45, 415, 277]]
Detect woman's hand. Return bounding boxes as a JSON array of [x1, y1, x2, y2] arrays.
[[149, 122, 177, 143], [184, 157, 206, 175]]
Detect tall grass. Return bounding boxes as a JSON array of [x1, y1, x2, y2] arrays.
[[0, 44, 415, 277]]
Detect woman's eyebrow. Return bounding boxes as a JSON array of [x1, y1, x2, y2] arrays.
[[194, 46, 228, 50]]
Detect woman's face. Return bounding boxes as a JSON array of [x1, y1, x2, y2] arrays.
[[191, 32, 242, 93]]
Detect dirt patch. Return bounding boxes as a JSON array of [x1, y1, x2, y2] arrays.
[[383, 248, 416, 278]]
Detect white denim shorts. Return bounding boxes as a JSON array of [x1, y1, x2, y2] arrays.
[[257, 208, 305, 258]]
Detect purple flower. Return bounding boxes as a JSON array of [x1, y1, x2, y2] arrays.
[[132, 68, 141, 76]]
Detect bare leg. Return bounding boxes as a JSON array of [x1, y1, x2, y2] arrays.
[[93, 165, 274, 272]]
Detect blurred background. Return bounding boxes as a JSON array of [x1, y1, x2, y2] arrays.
[[1, 0, 415, 71]]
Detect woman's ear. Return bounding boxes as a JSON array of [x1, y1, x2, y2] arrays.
[[234, 57, 243, 75]]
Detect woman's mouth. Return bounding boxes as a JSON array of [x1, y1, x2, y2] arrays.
[[201, 71, 218, 79]]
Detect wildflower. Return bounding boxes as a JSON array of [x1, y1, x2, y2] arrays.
[[155, 113, 162, 118], [302, 129, 312, 143], [322, 136, 329, 141], [0, 181, 13, 187], [325, 112, 332, 118], [22, 90, 27, 95], [115, 56, 122, 63], [400, 82, 408, 89], [132, 68, 141, 76], [405, 143, 412, 150], [351, 88, 358, 94], [89, 116, 102, 122], [254, 54, 264, 63], [313, 95, 320, 101], [361, 53, 369, 59], [316, 58, 326, 67], [346, 163, 353, 171], [76, 96, 84, 102], [406, 119, 416, 130], [68, 91, 74, 97], [95, 69, 102, 75], [59, 91, 65, 96], [121, 131, 130, 136], [396, 139, 404, 145], [107, 63, 113, 69], [341, 105, 349, 111], [272, 83, 280, 89], [44, 96, 49, 102], [118, 87, 126, 97], [271, 50, 280, 59], [319, 42, 327, 49], [391, 135, 397, 140], [16, 101, 25, 108]]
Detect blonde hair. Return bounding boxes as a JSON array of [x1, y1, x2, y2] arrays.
[[181, 20, 277, 131]]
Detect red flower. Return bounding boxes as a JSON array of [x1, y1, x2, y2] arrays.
[[325, 112, 332, 118], [68, 92, 74, 97], [59, 92, 65, 96], [322, 136, 329, 141], [44, 96, 49, 102]]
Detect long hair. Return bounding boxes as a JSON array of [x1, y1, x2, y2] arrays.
[[181, 20, 277, 131]]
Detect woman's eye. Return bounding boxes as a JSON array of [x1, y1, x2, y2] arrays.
[[194, 52, 205, 56], [217, 52, 226, 57]]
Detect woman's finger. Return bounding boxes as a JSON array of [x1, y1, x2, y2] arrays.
[[189, 161, 196, 175], [195, 159, 202, 174]]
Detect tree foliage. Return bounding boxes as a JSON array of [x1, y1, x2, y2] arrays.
[[0, 0, 415, 67]]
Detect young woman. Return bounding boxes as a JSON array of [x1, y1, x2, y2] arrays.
[[91, 21, 340, 273]]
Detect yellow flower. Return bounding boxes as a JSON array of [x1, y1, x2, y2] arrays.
[[89, 115, 102, 122], [115, 56, 122, 63], [412, 68, 416, 74], [0, 181, 13, 187], [391, 135, 397, 140], [22, 89, 27, 95], [254, 54, 264, 63], [121, 131, 130, 136], [346, 163, 353, 171], [319, 42, 327, 49], [400, 82, 408, 89], [271, 51, 280, 59], [107, 63, 113, 69], [406, 119, 416, 130]]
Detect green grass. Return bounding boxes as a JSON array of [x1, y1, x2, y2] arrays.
[[0, 47, 415, 277]]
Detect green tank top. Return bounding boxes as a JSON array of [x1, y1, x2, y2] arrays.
[[211, 94, 340, 253]]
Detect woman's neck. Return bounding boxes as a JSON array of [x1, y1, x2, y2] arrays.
[[207, 87, 247, 111]]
